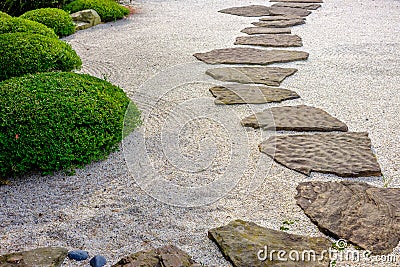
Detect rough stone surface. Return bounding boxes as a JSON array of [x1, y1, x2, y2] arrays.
[[296, 181, 400, 255], [241, 105, 348, 131], [112, 245, 202, 267], [209, 84, 300, 104], [252, 19, 305, 28], [271, 2, 322, 10], [71, 9, 101, 30], [259, 132, 382, 177], [259, 15, 305, 21], [269, 6, 312, 17], [68, 250, 89, 261], [271, 0, 323, 3], [193, 48, 309, 65], [208, 219, 331, 267], [235, 34, 302, 47], [218, 5, 271, 17], [206, 66, 297, 86], [0, 247, 67, 267], [241, 27, 291, 35]]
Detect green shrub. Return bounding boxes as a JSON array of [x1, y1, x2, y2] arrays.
[[0, 17, 57, 38], [64, 0, 129, 22], [0, 33, 82, 81], [0, 72, 141, 177], [1, 0, 74, 16], [21, 8, 75, 37], [0, 11, 11, 19]]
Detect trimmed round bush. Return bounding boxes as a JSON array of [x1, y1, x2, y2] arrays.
[[0, 72, 141, 177], [1, 0, 74, 16], [21, 8, 75, 37], [0, 17, 57, 38], [64, 0, 129, 22], [0, 11, 11, 19], [0, 33, 82, 81]]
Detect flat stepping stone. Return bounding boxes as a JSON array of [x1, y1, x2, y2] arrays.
[[235, 34, 302, 47], [0, 247, 68, 267], [193, 48, 309, 65], [296, 181, 400, 254], [209, 219, 331, 266], [271, 2, 322, 10], [112, 245, 203, 267], [209, 84, 300, 104], [253, 18, 305, 27], [271, 0, 323, 3], [218, 5, 271, 17], [269, 6, 312, 17], [241, 27, 291, 35], [259, 15, 305, 21], [242, 105, 348, 131], [259, 132, 382, 177]]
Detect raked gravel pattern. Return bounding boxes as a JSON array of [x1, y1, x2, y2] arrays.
[[1, 0, 400, 266]]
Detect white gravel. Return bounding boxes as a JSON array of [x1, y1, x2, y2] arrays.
[[1, 0, 400, 266]]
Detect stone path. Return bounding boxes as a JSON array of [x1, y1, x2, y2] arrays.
[[241, 27, 291, 35], [252, 18, 306, 28], [271, 2, 322, 10], [218, 5, 271, 17], [234, 34, 303, 47]]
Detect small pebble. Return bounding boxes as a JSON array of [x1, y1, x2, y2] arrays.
[[68, 250, 89, 261], [90, 255, 107, 267]]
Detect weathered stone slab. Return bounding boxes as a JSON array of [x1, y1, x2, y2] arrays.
[[235, 34, 302, 47], [296, 181, 400, 255], [112, 245, 202, 267], [241, 105, 348, 131], [269, 6, 312, 17], [0, 247, 67, 267], [193, 48, 309, 65], [259, 15, 305, 21], [210, 84, 300, 104], [206, 66, 297, 86], [218, 5, 271, 17], [271, 0, 323, 3], [259, 132, 382, 177], [241, 27, 291, 35], [209, 219, 331, 267], [253, 19, 305, 28], [271, 2, 322, 10]]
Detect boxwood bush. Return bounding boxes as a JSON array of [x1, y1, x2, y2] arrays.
[[1, 0, 74, 16], [0, 17, 57, 38], [64, 0, 129, 22], [0, 11, 11, 19], [0, 72, 141, 177], [0, 33, 82, 81], [21, 8, 75, 37]]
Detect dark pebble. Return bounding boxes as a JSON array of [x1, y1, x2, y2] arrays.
[[68, 250, 89, 261], [90, 255, 107, 267]]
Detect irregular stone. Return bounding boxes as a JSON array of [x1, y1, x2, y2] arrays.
[[252, 19, 305, 28], [271, 0, 323, 3], [259, 132, 382, 177], [269, 6, 312, 17], [206, 66, 297, 86], [90, 255, 106, 267], [296, 181, 400, 254], [235, 34, 302, 47], [209, 219, 331, 267], [193, 48, 309, 65], [241, 27, 292, 35], [241, 105, 348, 131], [70, 9, 101, 30], [209, 84, 300, 104], [218, 5, 271, 17], [0, 247, 68, 267], [68, 250, 89, 261], [271, 2, 322, 10], [259, 15, 305, 21], [112, 245, 201, 267]]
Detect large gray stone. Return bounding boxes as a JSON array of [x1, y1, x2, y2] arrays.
[[296, 181, 400, 255], [209, 219, 331, 267], [271, 3, 322, 10], [253, 19, 305, 28], [71, 9, 101, 30], [235, 34, 302, 47], [193, 48, 309, 65], [259, 132, 382, 177], [259, 15, 305, 21], [206, 66, 297, 86], [218, 5, 271, 17], [241, 105, 348, 131], [0, 247, 67, 267], [269, 6, 312, 17], [209, 84, 300, 104], [241, 27, 292, 35], [270, 0, 323, 3]]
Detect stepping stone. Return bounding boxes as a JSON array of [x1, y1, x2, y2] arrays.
[[271, 0, 323, 3], [193, 48, 309, 65], [218, 5, 271, 17], [209, 84, 300, 104], [0, 247, 68, 267], [259, 15, 305, 21], [241, 105, 348, 131], [235, 34, 302, 47], [112, 245, 203, 267], [253, 18, 305, 28], [271, 2, 322, 10], [259, 132, 382, 177], [296, 181, 400, 254], [209, 219, 331, 267], [269, 6, 312, 17], [241, 27, 291, 35], [206, 66, 297, 86]]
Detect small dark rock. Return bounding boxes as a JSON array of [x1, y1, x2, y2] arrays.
[[90, 255, 106, 267], [68, 250, 89, 261]]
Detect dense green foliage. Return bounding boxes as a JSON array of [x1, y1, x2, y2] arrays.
[[0, 11, 11, 18], [0, 0, 74, 16], [21, 8, 75, 37], [64, 0, 129, 22], [0, 33, 82, 81], [0, 17, 57, 38], [0, 72, 141, 177]]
